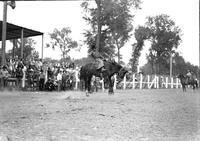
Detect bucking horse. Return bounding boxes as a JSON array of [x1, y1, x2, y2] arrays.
[[79, 60, 128, 96]]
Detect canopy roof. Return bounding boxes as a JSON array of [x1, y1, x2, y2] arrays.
[[0, 21, 43, 41]]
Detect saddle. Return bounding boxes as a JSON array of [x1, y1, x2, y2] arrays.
[[186, 76, 193, 84], [93, 60, 106, 72]]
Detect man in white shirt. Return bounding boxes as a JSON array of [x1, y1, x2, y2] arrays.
[[57, 70, 63, 91]]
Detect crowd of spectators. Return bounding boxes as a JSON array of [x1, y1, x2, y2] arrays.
[[0, 57, 80, 91]]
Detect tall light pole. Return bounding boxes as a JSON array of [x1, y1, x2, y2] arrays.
[[170, 52, 173, 78], [1, 1, 15, 66]]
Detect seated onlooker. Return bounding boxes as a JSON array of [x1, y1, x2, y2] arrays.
[[1, 66, 10, 87], [0, 67, 3, 88]]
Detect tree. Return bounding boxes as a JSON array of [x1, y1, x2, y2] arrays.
[[7, 38, 39, 60], [129, 14, 182, 74], [141, 53, 199, 78], [81, 0, 141, 61], [145, 14, 182, 74], [47, 27, 78, 61], [129, 26, 151, 72]]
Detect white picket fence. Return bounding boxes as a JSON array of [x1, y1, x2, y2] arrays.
[[113, 73, 182, 90], [74, 73, 182, 90], [18, 70, 182, 90]]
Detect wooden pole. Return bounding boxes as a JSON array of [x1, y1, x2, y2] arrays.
[[171, 77, 173, 88], [132, 73, 135, 89], [95, 0, 101, 54], [166, 77, 168, 88], [147, 75, 150, 89], [21, 28, 24, 59], [170, 53, 173, 78], [199, 0, 200, 82], [42, 34, 44, 59], [1, 1, 7, 66], [113, 74, 117, 90], [139, 73, 143, 89]]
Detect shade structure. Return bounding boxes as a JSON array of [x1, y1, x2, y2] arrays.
[[0, 21, 43, 41]]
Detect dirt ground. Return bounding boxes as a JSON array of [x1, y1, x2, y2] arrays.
[[0, 88, 200, 141]]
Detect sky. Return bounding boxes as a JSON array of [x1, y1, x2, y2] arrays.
[[0, 0, 199, 66]]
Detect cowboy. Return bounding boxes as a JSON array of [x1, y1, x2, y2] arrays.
[[186, 70, 192, 82], [91, 52, 106, 72]]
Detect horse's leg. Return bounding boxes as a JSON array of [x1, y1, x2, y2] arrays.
[[182, 84, 186, 92], [184, 85, 187, 92], [88, 76, 92, 94], [85, 77, 91, 97], [196, 82, 198, 89], [193, 84, 195, 90], [108, 77, 114, 95], [84, 78, 88, 96], [94, 79, 98, 92]]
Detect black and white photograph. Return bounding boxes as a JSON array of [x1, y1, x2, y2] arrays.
[[0, 0, 199, 140]]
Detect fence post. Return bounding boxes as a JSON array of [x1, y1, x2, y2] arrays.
[[22, 67, 26, 88], [170, 77, 173, 88], [123, 74, 126, 90], [113, 74, 117, 90], [132, 73, 135, 89], [140, 73, 143, 89], [156, 76, 159, 89], [176, 78, 179, 89], [154, 75, 157, 89], [147, 75, 150, 89], [165, 77, 168, 88], [101, 79, 105, 91]]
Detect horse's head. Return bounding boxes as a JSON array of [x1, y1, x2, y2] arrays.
[[116, 67, 128, 83]]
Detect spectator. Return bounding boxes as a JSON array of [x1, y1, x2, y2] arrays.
[[56, 70, 63, 91], [2, 66, 10, 87], [62, 70, 68, 91], [39, 69, 45, 91], [0, 67, 3, 88]]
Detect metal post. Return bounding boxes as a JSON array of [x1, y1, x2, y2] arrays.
[[21, 28, 24, 59], [1, 1, 7, 66]]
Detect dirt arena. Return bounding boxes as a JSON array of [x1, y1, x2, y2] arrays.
[[0, 88, 200, 141]]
